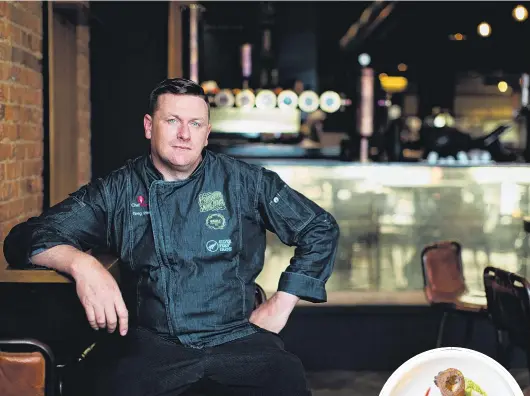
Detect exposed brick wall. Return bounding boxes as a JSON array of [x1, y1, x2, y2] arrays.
[[0, 2, 92, 248], [0, 1, 44, 244], [76, 21, 90, 186]]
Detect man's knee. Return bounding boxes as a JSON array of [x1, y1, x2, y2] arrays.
[[209, 333, 311, 395], [261, 351, 311, 393], [216, 353, 311, 396]]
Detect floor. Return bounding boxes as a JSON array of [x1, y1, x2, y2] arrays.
[[307, 369, 530, 395], [308, 371, 391, 396]]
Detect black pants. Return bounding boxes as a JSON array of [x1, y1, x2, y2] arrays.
[[69, 327, 312, 396]]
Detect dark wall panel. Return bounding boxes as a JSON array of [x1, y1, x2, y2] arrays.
[[90, 2, 169, 179], [276, 3, 318, 91]]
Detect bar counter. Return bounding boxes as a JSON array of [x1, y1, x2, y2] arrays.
[[244, 160, 530, 299]]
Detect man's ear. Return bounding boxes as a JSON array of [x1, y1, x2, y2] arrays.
[[144, 114, 152, 139]]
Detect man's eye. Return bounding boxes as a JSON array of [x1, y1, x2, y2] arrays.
[[190, 121, 201, 127], [168, 119, 177, 124]]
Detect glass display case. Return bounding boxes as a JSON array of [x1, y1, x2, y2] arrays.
[[251, 161, 530, 300]]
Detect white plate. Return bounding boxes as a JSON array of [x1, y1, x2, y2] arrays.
[[379, 347, 524, 396]]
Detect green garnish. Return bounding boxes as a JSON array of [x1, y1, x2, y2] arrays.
[[465, 378, 487, 396]]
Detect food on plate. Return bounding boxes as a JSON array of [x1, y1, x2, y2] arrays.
[[434, 368, 466, 396], [424, 368, 487, 396]]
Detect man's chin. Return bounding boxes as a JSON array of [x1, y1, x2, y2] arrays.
[[167, 155, 198, 170], [168, 160, 191, 169]]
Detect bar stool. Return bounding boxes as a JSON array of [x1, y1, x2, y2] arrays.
[[483, 266, 530, 377], [421, 241, 488, 347]]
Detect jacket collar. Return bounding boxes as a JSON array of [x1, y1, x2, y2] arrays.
[[144, 149, 210, 183]]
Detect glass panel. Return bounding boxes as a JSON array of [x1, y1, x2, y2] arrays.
[[253, 162, 530, 296]]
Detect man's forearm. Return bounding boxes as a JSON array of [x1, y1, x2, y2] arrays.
[[30, 245, 96, 278]]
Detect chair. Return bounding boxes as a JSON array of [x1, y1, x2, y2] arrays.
[[483, 266, 530, 377], [0, 338, 58, 396], [254, 283, 267, 309], [421, 241, 487, 347]]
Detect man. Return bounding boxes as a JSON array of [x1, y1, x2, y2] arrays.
[[3, 78, 339, 396]]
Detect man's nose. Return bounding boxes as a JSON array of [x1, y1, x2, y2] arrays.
[[177, 124, 191, 140]]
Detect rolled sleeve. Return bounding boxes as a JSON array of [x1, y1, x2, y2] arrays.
[[278, 271, 327, 303], [3, 179, 110, 268], [257, 168, 340, 303]]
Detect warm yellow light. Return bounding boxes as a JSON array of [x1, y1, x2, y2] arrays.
[[379, 73, 388, 79], [449, 33, 466, 41], [201, 80, 219, 94], [397, 63, 407, 72], [379, 76, 408, 93], [478, 22, 491, 37], [498, 81, 508, 93], [513, 5, 528, 21]]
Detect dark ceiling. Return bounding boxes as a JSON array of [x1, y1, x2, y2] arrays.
[[201, 1, 530, 81], [358, 1, 530, 75]]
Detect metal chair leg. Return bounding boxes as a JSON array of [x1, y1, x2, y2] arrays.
[[436, 312, 449, 348]]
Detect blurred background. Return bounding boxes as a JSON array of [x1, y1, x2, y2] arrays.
[[3, 2, 530, 394]]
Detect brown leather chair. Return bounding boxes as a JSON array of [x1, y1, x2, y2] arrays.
[[0, 338, 57, 396], [421, 241, 487, 347]]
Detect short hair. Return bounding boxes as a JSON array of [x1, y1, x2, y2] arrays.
[[148, 77, 210, 119]]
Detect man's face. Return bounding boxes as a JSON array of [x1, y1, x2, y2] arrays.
[[144, 94, 211, 172]]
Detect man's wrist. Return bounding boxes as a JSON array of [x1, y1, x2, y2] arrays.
[[271, 291, 300, 314], [65, 250, 99, 279]]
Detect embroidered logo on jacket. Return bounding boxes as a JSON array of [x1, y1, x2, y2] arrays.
[[131, 195, 149, 208], [198, 191, 226, 212], [206, 213, 226, 230], [137, 195, 149, 208], [206, 239, 232, 253], [131, 195, 150, 216]]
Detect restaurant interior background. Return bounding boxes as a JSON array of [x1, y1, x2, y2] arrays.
[[89, 0, 530, 297], [3, 1, 530, 394]]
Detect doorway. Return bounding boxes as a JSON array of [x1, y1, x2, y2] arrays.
[[43, 2, 81, 207]]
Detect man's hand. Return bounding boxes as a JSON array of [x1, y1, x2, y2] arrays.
[[31, 245, 129, 335], [71, 257, 129, 335], [249, 291, 299, 334]]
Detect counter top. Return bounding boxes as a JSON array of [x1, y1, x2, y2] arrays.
[[0, 251, 120, 283]]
